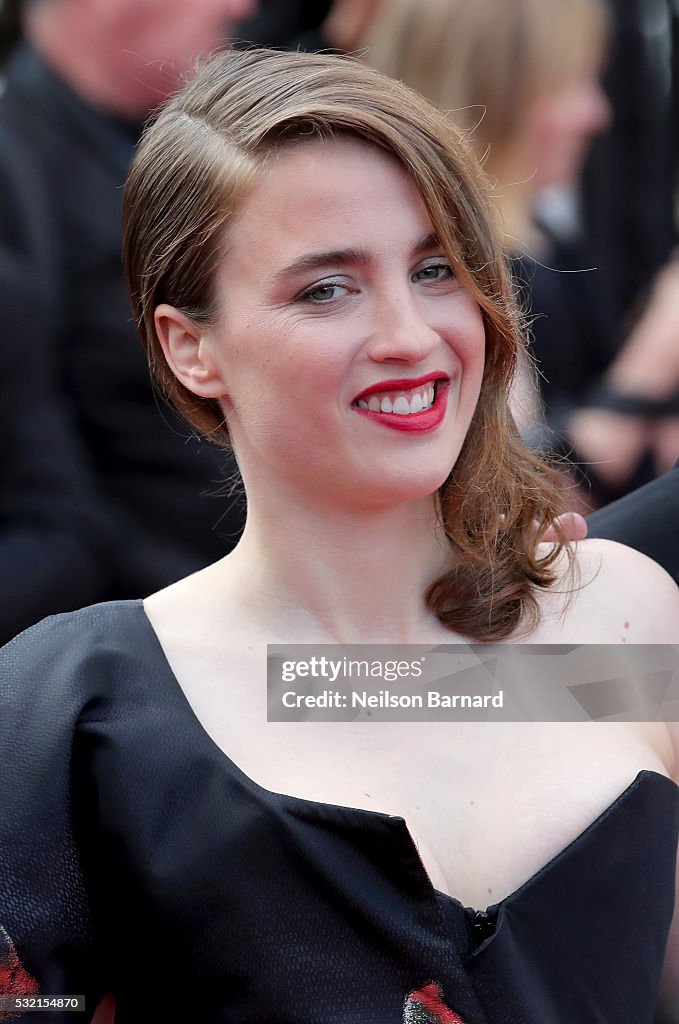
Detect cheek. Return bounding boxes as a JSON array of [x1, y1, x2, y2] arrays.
[[273, 316, 356, 399], [532, 97, 597, 161], [442, 297, 486, 373], [520, 101, 573, 175], [224, 313, 344, 431], [532, 112, 566, 157]]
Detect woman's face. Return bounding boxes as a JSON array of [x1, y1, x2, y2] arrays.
[[201, 137, 486, 509], [519, 75, 611, 191]]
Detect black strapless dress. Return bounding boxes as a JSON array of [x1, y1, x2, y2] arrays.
[[0, 602, 677, 1023]]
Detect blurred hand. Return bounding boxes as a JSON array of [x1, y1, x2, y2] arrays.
[[607, 259, 679, 398], [539, 511, 588, 543], [567, 407, 652, 488]]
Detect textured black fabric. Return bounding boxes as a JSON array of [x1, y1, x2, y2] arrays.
[[0, 602, 677, 1023]]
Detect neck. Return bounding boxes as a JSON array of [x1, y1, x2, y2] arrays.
[[221, 491, 456, 644]]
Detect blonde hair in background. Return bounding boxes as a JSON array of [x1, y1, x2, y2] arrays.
[[363, 0, 609, 181]]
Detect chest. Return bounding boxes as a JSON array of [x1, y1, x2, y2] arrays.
[[92, 651, 679, 1024], [169, 649, 671, 908]]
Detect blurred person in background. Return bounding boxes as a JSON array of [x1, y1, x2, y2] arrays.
[[235, 0, 380, 53], [587, 459, 679, 584], [583, 0, 676, 326], [0, 112, 106, 645], [362, 0, 679, 509], [234, 0, 332, 49], [0, 0, 22, 63], [0, 0, 254, 644]]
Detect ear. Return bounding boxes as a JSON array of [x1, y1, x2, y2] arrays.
[[154, 304, 228, 399]]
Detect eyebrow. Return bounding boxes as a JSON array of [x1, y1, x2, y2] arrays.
[[272, 232, 441, 286]]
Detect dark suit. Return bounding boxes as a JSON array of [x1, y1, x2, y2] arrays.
[[0, 113, 105, 644], [587, 466, 679, 585], [235, 0, 332, 49], [0, 44, 244, 642], [582, 0, 676, 328]]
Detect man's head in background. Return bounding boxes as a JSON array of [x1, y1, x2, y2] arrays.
[[25, 0, 257, 117]]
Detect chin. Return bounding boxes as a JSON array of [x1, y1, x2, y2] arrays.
[[353, 465, 454, 510]]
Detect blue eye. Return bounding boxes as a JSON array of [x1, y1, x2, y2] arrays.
[[413, 262, 453, 283], [299, 280, 349, 303]]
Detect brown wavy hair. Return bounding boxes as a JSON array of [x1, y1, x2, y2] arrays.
[[122, 47, 574, 642]]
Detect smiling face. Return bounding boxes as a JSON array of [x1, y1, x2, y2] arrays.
[[166, 137, 486, 510]]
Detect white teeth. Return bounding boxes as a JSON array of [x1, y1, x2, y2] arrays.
[[356, 382, 439, 414]]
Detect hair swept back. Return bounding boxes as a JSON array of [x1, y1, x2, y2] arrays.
[[122, 47, 574, 643]]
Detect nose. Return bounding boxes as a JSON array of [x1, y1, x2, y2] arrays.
[[365, 290, 439, 365], [581, 81, 612, 136]]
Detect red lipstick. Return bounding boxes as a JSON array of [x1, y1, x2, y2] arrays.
[[352, 371, 448, 404], [351, 375, 451, 434]]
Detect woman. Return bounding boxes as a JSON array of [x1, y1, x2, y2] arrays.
[[1, 49, 677, 1023]]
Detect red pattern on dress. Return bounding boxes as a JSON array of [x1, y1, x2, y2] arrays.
[[405, 981, 467, 1023], [0, 927, 39, 1021]]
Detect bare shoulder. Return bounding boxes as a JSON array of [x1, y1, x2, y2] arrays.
[[575, 538, 679, 640], [669, 720, 679, 773], [533, 538, 679, 643]]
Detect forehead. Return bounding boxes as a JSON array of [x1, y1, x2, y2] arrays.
[[223, 137, 435, 266]]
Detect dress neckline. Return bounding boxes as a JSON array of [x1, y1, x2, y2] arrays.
[[130, 598, 678, 918]]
